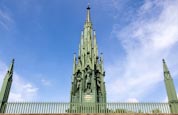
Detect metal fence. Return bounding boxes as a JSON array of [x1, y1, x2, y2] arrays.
[[4, 102, 170, 114]]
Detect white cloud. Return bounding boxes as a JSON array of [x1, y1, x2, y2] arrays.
[[0, 60, 38, 101], [0, 8, 13, 31], [106, 0, 178, 101], [41, 78, 51, 86]]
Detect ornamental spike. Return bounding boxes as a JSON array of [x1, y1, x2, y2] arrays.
[[163, 59, 169, 73], [0, 59, 14, 113]]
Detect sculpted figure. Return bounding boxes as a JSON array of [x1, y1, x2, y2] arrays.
[[75, 71, 82, 92], [85, 66, 92, 93], [96, 72, 101, 87]]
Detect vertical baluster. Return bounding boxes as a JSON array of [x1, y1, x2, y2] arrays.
[[113, 103, 115, 113], [47, 102, 50, 113], [26, 102, 28, 114], [28, 102, 32, 114], [15, 102, 18, 114], [161, 103, 164, 113], [167, 103, 170, 113], [44, 102, 47, 114], [144, 103, 146, 113], [151, 103, 153, 114], [145, 103, 148, 114], [125, 102, 127, 113], [158, 103, 161, 113], [13, 102, 16, 114], [29, 102, 31, 114], [43, 102, 45, 114], [14, 102, 17, 114], [20, 102, 23, 114], [17, 102, 20, 114], [5, 103, 8, 113], [49, 102, 51, 113], [10, 102, 15, 114], [34, 102, 36, 114], [9, 103, 12, 113], [124, 102, 126, 113], [22, 102, 25, 114], [11, 103, 13, 113], [59, 102, 61, 113], [54, 102, 56, 113], [37, 102, 40, 114], [40, 102, 42, 114], [59, 103, 63, 113], [135, 102, 137, 113], [166, 103, 169, 113], [55, 102, 58, 113], [8, 103, 11, 113], [134, 102, 136, 113], [36, 102, 38, 114], [128, 102, 130, 113], [53, 102, 56, 114], [29, 102, 32, 114], [6, 103, 12, 114], [62, 103, 66, 114], [115, 102, 117, 113], [51, 102, 53, 113], [45, 102, 47, 114], [147, 103, 149, 113], [163, 103, 167, 113], [31, 102, 33, 114], [41, 102, 43, 114], [24, 102, 26, 114], [37, 102, 39, 114], [44, 102, 46, 114]]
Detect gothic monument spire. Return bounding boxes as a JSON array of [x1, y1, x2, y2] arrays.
[[163, 59, 178, 113], [0, 59, 14, 113], [70, 5, 106, 104]]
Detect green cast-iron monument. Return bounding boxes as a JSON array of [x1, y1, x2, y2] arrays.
[[0, 5, 178, 114], [70, 5, 106, 104]]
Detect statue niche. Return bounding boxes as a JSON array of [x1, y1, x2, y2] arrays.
[[85, 66, 92, 94], [74, 70, 82, 95], [96, 71, 102, 95]]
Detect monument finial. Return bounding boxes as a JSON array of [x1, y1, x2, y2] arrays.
[[86, 2, 91, 22], [163, 59, 169, 73]]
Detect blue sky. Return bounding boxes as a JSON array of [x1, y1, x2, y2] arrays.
[[0, 0, 178, 102]]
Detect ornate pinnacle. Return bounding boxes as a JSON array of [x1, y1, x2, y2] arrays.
[[163, 59, 169, 73], [9, 59, 14, 74], [86, 3, 91, 22]]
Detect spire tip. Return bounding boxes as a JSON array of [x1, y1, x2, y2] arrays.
[[12, 58, 15, 63], [87, 2, 90, 10], [86, 2, 91, 22]]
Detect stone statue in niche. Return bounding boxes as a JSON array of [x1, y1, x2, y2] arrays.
[[96, 71, 101, 88], [85, 66, 92, 94], [75, 71, 82, 94]]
